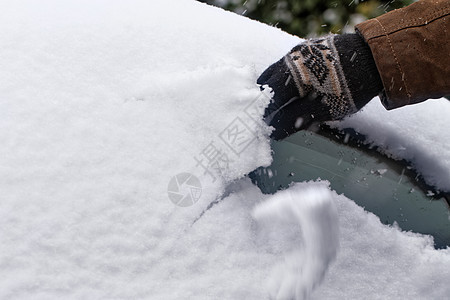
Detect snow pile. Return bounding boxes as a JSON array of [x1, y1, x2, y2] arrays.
[[1, 0, 449, 299], [309, 180, 450, 299]]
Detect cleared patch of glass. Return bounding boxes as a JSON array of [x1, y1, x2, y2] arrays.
[[251, 126, 450, 249]]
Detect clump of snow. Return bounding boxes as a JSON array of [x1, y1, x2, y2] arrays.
[[1, 0, 450, 299], [253, 182, 339, 300]]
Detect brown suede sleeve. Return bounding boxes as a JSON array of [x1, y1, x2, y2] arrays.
[[356, 0, 450, 109]]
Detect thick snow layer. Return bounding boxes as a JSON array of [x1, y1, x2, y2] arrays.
[[337, 98, 450, 192], [1, 0, 449, 299]]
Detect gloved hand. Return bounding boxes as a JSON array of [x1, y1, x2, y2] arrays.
[[258, 33, 383, 140]]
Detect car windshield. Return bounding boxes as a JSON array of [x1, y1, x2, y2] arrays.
[[251, 126, 450, 249]]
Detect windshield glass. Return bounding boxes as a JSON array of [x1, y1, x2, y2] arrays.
[[251, 127, 450, 249]]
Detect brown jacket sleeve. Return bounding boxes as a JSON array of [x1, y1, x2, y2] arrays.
[[356, 0, 450, 109]]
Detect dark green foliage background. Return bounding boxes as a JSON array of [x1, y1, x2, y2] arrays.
[[198, 0, 413, 37]]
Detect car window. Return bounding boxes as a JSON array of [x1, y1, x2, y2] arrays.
[[251, 126, 450, 249]]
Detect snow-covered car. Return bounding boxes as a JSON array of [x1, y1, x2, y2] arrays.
[[1, 1, 449, 299]]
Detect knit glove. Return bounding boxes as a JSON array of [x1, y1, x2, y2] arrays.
[[258, 33, 383, 140]]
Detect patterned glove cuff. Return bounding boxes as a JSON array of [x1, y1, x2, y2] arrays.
[[285, 34, 383, 121], [333, 33, 383, 109]]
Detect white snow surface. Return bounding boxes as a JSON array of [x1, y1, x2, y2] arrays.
[[337, 98, 450, 192], [1, 0, 449, 299]]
